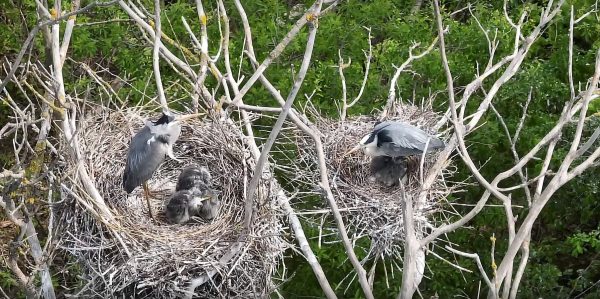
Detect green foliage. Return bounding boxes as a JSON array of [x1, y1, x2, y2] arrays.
[[568, 229, 600, 257], [2, 0, 600, 297]]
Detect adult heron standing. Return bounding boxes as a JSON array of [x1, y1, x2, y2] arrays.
[[345, 121, 444, 186], [122, 110, 199, 218]]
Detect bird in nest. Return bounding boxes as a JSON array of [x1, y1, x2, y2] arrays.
[[122, 110, 200, 219], [166, 165, 221, 224], [346, 121, 444, 187]]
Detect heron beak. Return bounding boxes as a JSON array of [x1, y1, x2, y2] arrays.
[[342, 144, 361, 158], [175, 113, 204, 122]]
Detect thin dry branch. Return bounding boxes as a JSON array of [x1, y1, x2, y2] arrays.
[[153, 0, 168, 109], [244, 2, 321, 232], [0, 0, 118, 93], [381, 37, 438, 119]]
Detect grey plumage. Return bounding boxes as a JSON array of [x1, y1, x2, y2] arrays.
[[175, 165, 212, 192], [166, 166, 220, 223], [360, 121, 444, 158], [347, 120, 444, 187], [165, 189, 204, 224], [123, 112, 182, 193], [198, 189, 221, 220], [369, 156, 407, 187]]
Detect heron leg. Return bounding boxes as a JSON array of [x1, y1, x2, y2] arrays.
[[143, 182, 155, 219]]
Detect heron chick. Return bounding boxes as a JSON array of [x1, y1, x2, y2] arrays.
[[175, 165, 212, 192], [167, 165, 221, 223], [369, 156, 407, 187], [122, 111, 200, 219], [197, 189, 221, 221], [346, 121, 444, 186], [165, 189, 204, 224]]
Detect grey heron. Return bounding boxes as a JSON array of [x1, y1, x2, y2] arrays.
[[165, 165, 221, 223], [345, 121, 444, 186], [347, 121, 445, 158], [122, 111, 199, 218], [165, 189, 220, 224]]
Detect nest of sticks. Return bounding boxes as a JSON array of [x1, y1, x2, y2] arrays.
[[55, 105, 288, 298], [281, 104, 453, 264]]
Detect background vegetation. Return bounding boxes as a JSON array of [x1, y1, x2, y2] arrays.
[[1, 0, 599, 297]]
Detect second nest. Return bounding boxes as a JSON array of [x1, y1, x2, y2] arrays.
[[282, 105, 453, 262]]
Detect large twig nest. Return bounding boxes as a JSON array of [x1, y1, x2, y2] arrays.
[[56, 105, 289, 298], [280, 104, 454, 264]]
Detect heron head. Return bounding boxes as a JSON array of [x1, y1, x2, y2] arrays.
[[154, 110, 176, 125], [343, 133, 376, 157], [152, 110, 203, 126]]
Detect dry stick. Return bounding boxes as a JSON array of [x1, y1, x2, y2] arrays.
[[489, 88, 533, 299], [337, 50, 350, 120], [515, 126, 562, 297], [340, 27, 372, 121], [433, 1, 507, 295], [235, 2, 371, 297], [0, 197, 36, 298], [445, 246, 494, 291], [465, 0, 564, 132], [152, 0, 167, 110], [279, 190, 337, 299], [382, 38, 438, 120], [183, 2, 317, 295], [229, 0, 323, 107], [425, 0, 569, 246], [509, 139, 558, 299], [397, 180, 419, 299], [191, 0, 210, 111], [232, 2, 336, 297], [118, 0, 196, 78], [59, 0, 81, 66], [495, 48, 600, 294], [243, 4, 321, 231], [0, 0, 117, 93]]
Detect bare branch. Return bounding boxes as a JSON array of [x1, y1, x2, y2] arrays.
[[446, 245, 494, 291], [153, 0, 168, 110], [229, 1, 327, 107], [0, 0, 118, 93], [381, 37, 438, 119]]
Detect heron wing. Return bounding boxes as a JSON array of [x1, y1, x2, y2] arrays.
[[376, 123, 444, 156], [123, 126, 168, 193]]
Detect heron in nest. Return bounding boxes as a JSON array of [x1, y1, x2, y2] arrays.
[[346, 121, 444, 186], [122, 110, 200, 218], [166, 165, 221, 224]]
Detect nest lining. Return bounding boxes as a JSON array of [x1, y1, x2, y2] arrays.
[[281, 104, 453, 261], [56, 106, 289, 298]]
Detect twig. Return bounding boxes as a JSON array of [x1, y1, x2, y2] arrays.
[[229, 0, 326, 107], [381, 37, 438, 119], [244, 2, 322, 232], [0, 0, 117, 93], [445, 246, 494, 292], [152, 0, 168, 110]]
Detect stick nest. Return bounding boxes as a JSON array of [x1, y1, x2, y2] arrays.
[[281, 104, 453, 262], [56, 105, 289, 298]]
